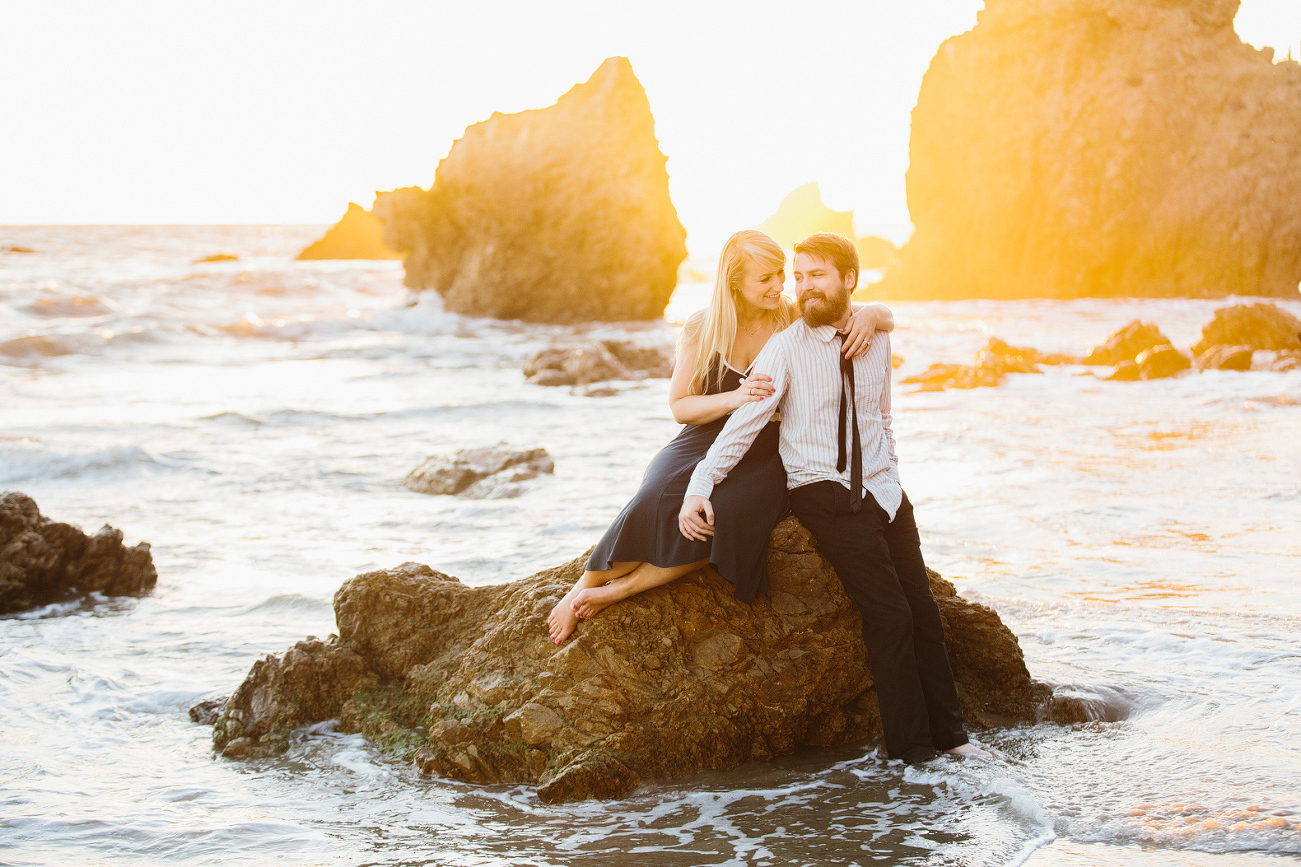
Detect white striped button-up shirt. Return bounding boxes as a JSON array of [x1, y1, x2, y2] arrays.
[[685, 319, 903, 520]]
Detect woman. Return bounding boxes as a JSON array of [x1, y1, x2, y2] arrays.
[[546, 230, 893, 644]]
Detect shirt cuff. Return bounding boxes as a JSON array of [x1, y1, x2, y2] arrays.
[[684, 474, 715, 500]]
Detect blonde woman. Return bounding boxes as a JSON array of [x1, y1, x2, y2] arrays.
[[546, 230, 893, 644]]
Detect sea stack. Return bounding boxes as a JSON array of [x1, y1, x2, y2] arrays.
[[878, 0, 1301, 300], [373, 57, 687, 323], [298, 203, 401, 260]]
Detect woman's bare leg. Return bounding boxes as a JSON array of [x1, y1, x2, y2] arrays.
[[571, 558, 710, 619], [547, 561, 640, 644]]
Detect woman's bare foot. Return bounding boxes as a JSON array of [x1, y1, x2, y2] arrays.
[[546, 592, 581, 644], [945, 743, 993, 759], [571, 582, 624, 619]]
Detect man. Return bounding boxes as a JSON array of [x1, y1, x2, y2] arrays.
[[678, 232, 986, 764]]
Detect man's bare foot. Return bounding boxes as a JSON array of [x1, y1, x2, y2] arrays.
[[945, 743, 993, 759], [571, 583, 623, 619], [546, 592, 581, 644]]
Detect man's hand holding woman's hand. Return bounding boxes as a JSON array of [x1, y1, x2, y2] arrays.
[[679, 495, 714, 541], [732, 371, 773, 410]]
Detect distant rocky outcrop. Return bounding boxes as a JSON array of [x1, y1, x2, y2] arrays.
[[1108, 345, 1191, 380], [297, 203, 401, 261], [758, 184, 901, 271], [206, 518, 1067, 803], [1196, 344, 1253, 371], [0, 492, 157, 615], [758, 183, 856, 250], [1083, 321, 1171, 366], [405, 445, 554, 499], [878, 0, 1301, 300], [1191, 302, 1301, 355], [373, 57, 687, 323], [523, 340, 673, 388], [902, 337, 1073, 391]]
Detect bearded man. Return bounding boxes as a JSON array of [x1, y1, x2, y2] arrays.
[[678, 232, 986, 764]]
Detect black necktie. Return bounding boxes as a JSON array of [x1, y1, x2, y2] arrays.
[[835, 334, 863, 512]]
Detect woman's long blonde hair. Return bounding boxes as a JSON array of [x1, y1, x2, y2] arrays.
[[685, 230, 795, 394]]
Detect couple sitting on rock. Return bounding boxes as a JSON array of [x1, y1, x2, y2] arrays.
[[546, 230, 987, 765]]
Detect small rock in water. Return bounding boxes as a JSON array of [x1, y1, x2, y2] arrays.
[[1197, 344, 1254, 371], [189, 698, 227, 725], [1107, 360, 1142, 381], [901, 337, 1063, 391], [523, 340, 672, 388], [194, 253, 239, 263], [405, 445, 554, 498], [2, 244, 37, 253], [1136, 345, 1192, 379], [1191, 302, 1301, 356], [0, 491, 157, 615], [1084, 321, 1170, 366]]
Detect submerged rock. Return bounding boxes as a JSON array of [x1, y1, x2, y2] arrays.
[[1190, 302, 1301, 356], [523, 340, 673, 387], [194, 253, 238, 263], [373, 57, 686, 323], [1083, 321, 1171, 366], [878, 0, 1301, 300], [901, 337, 1070, 391], [405, 445, 554, 499], [0, 492, 157, 615], [1197, 344, 1254, 372], [297, 202, 401, 261], [1135, 345, 1192, 379], [208, 518, 1058, 803]]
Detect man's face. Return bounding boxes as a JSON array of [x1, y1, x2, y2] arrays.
[[794, 252, 853, 328]]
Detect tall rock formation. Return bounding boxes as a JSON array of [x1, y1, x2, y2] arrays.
[[758, 183, 857, 249], [878, 0, 1301, 300], [373, 58, 687, 323], [297, 203, 401, 260]]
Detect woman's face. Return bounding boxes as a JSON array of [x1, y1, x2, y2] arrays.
[[733, 258, 786, 313]]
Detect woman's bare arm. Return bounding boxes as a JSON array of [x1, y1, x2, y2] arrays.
[[668, 313, 773, 425]]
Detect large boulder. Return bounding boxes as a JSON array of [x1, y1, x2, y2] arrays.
[[1191, 302, 1301, 355], [297, 202, 401, 260], [373, 57, 686, 323], [0, 492, 157, 615], [208, 518, 1063, 803], [878, 0, 1301, 300]]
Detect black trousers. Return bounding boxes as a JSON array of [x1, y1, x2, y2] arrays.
[[789, 481, 968, 762]]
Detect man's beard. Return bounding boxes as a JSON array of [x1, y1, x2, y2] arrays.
[[798, 288, 850, 328]]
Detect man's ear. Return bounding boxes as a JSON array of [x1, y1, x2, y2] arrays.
[[845, 270, 858, 292]]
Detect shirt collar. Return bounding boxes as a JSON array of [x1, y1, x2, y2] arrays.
[[809, 323, 842, 343]]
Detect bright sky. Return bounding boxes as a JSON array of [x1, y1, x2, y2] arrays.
[[2, 1, 1298, 253]]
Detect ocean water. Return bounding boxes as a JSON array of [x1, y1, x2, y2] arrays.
[[1, 225, 1298, 867]]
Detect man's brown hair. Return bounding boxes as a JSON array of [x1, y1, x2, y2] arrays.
[[794, 232, 859, 285]]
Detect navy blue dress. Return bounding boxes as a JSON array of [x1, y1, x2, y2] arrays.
[[585, 357, 787, 603]]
